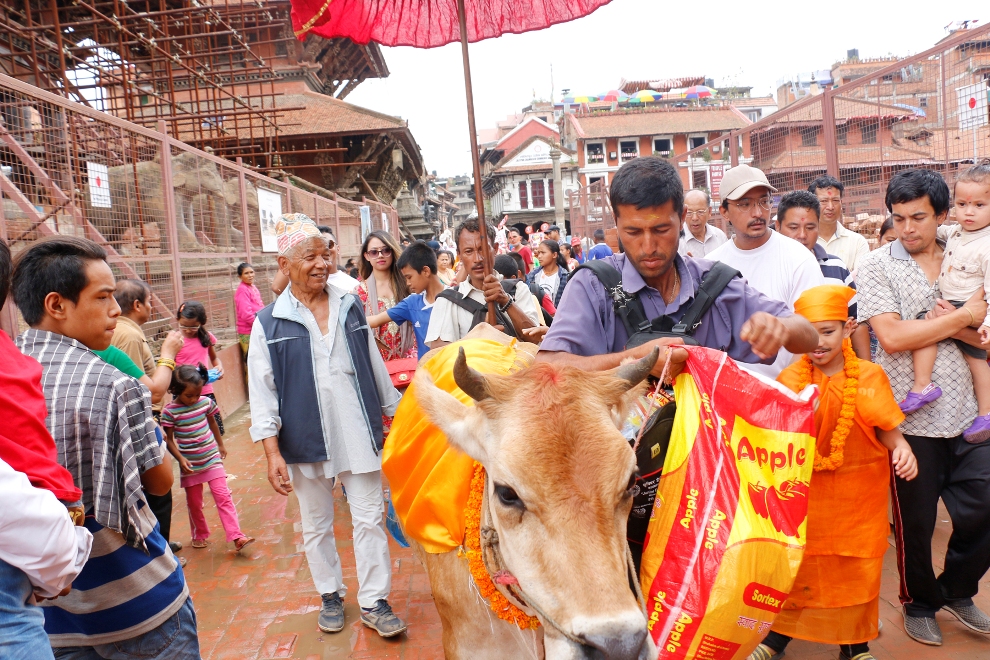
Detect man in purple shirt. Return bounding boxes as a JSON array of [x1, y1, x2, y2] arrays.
[[538, 157, 818, 377]]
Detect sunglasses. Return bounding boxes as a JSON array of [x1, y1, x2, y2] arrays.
[[365, 247, 393, 258]]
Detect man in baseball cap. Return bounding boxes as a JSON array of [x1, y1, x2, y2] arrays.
[[706, 164, 824, 378]]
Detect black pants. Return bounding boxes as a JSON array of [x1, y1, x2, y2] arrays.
[[892, 434, 990, 617], [146, 490, 173, 542]]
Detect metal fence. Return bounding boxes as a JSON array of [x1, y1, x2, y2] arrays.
[[0, 71, 399, 346], [567, 24, 990, 247]]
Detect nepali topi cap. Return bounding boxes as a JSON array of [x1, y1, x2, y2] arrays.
[[793, 284, 856, 323], [275, 213, 322, 255]]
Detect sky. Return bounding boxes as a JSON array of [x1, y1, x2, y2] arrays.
[[345, 0, 985, 177]]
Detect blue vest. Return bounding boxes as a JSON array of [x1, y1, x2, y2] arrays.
[[257, 293, 384, 464]]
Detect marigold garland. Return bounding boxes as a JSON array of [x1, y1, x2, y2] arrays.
[[797, 338, 859, 472], [462, 461, 541, 630]]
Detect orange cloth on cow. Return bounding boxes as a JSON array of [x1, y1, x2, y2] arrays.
[[381, 338, 530, 553], [772, 358, 905, 645]]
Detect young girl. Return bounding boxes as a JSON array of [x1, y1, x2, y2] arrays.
[[162, 365, 254, 551], [900, 160, 990, 442], [174, 301, 225, 435], [526, 239, 570, 308]]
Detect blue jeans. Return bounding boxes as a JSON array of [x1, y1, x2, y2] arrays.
[[0, 558, 55, 660], [53, 596, 200, 660]]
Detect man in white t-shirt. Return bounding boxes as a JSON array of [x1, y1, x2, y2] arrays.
[[706, 165, 824, 378]]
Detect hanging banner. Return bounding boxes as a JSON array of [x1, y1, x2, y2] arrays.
[[257, 188, 283, 253], [360, 205, 372, 240], [710, 164, 725, 200], [87, 162, 111, 208]]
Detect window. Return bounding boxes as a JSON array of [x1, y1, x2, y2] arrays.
[[689, 136, 706, 150], [836, 123, 849, 145], [620, 140, 638, 161], [586, 142, 605, 164], [800, 126, 818, 147], [692, 170, 707, 189], [654, 137, 672, 156], [519, 181, 529, 209], [548, 180, 555, 207], [861, 120, 878, 144], [531, 180, 546, 208], [919, 96, 928, 109]]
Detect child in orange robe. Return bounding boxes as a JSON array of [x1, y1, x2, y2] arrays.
[[749, 284, 918, 660]]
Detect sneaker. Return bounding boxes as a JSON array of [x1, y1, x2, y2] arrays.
[[360, 599, 407, 638], [318, 592, 345, 633], [902, 608, 942, 645], [963, 414, 990, 444], [747, 644, 780, 660], [943, 601, 990, 634], [899, 384, 942, 414]]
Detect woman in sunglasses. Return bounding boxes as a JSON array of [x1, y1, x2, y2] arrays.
[[354, 231, 416, 364]]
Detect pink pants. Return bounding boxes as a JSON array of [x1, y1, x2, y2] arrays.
[[185, 476, 245, 542]]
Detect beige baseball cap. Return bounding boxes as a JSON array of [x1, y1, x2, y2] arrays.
[[719, 164, 777, 201]]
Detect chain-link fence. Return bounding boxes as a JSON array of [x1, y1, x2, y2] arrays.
[[566, 25, 990, 246], [0, 71, 400, 345]]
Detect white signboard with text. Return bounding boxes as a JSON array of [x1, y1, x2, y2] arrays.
[[957, 82, 989, 131], [257, 188, 283, 253], [87, 162, 111, 208]]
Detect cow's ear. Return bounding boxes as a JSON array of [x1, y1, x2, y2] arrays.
[[414, 370, 489, 464]]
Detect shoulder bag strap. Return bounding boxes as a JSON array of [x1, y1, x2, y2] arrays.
[[669, 262, 742, 335], [573, 260, 651, 336]]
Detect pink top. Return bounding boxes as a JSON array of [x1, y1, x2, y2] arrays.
[[235, 282, 265, 335], [175, 331, 217, 395]]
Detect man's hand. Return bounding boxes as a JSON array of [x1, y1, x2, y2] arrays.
[[521, 326, 549, 343], [741, 312, 789, 360], [160, 330, 184, 360], [634, 337, 687, 380], [482, 274, 511, 307], [264, 445, 292, 496], [454, 261, 468, 284]]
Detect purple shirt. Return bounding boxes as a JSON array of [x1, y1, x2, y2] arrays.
[[540, 253, 790, 364]]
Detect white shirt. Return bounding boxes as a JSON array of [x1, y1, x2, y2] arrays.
[[706, 231, 825, 378], [0, 458, 93, 597], [327, 270, 359, 292], [818, 222, 870, 273], [535, 269, 561, 301], [938, 223, 990, 327], [678, 224, 728, 258], [425, 278, 541, 344]]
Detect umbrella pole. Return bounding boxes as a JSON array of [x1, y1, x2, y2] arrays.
[[456, 0, 497, 326]]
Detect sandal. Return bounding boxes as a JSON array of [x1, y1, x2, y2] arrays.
[[747, 644, 781, 660], [191, 539, 208, 549], [234, 536, 255, 551]]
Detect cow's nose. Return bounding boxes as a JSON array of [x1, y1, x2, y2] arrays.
[[572, 612, 649, 660]]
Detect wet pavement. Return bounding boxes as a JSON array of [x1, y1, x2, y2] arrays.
[[174, 405, 990, 659]]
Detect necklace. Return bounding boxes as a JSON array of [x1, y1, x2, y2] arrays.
[[796, 338, 859, 471], [661, 268, 679, 304]]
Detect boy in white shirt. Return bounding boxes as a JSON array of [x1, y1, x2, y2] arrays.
[[902, 161, 990, 442]]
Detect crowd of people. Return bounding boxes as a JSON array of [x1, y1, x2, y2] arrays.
[[2, 154, 990, 659]]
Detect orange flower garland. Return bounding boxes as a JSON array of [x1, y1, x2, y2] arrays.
[[462, 461, 541, 630], [796, 338, 859, 472]]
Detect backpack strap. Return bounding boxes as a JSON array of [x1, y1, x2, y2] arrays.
[[669, 262, 741, 335], [436, 287, 519, 338], [573, 260, 651, 337]]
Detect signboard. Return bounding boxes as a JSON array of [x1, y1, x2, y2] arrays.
[[257, 188, 283, 253], [360, 205, 372, 240], [87, 162, 111, 208], [957, 82, 989, 131], [710, 164, 725, 200]]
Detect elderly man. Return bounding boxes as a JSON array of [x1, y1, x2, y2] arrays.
[[678, 188, 727, 257], [706, 164, 824, 377], [809, 175, 870, 272], [271, 224, 356, 295], [248, 214, 406, 638]]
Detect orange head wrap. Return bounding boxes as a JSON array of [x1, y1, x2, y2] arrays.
[[793, 284, 855, 323]]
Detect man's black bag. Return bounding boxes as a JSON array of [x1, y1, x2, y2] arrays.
[[574, 259, 740, 568]]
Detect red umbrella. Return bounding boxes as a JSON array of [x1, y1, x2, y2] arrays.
[[291, 0, 612, 323]]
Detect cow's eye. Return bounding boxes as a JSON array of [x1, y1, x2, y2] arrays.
[[624, 472, 639, 499], [494, 484, 524, 509]]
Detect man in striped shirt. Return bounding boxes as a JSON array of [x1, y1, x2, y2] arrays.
[[777, 190, 872, 359], [12, 237, 199, 658]]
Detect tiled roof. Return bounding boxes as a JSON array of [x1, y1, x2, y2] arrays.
[[568, 107, 751, 140], [270, 91, 408, 136], [767, 98, 917, 123], [729, 96, 777, 108]]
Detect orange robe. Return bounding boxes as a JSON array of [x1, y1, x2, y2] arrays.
[[772, 358, 905, 645]]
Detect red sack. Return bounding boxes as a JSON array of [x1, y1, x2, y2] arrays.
[[386, 357, 418, 389]]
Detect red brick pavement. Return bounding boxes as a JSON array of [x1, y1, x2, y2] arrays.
[[174, 406, 990, 659]]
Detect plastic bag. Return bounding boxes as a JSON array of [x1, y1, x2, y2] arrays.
[[640, 347, 817, 659]]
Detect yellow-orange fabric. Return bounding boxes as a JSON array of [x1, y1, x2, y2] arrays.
[[793, 284, 856, 323], [773, 358, 905, 644], [381, 337, 533, 553]]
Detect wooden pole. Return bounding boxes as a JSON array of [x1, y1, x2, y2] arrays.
[[457, 0, 497, 325]]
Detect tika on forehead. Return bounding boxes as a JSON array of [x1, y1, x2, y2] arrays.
[[275, 213, 322, 256]]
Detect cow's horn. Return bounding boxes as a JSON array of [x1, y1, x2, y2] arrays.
[[615, 347, 660, 387], [453, 347, 492, 401]]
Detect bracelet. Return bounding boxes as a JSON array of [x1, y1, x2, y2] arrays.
[[498, 299, 512, 314], [964, 306, 976, 326], [156, 357, 176, 370]]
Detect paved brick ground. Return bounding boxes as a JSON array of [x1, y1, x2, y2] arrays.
[[174, 406, 990, 659]]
